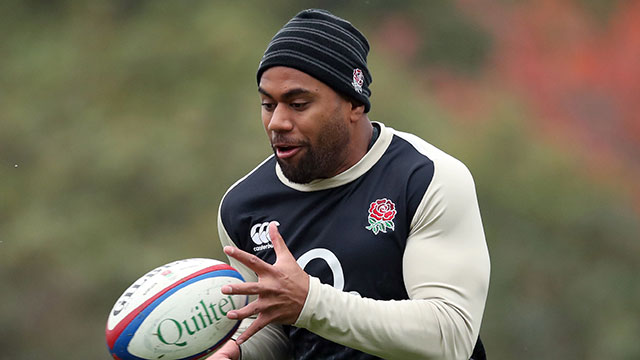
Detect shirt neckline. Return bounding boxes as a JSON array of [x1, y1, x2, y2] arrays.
[[275, 121, 392, 192]]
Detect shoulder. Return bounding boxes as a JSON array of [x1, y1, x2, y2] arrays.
[[379, 126, 477, 226], [380, 124, 475, 191], [372, 124, 438, 182], [378, 123, 468, 175], [388, 129, 479, 232], [389, 127, 474, 186], [390, 128, 466, 167]]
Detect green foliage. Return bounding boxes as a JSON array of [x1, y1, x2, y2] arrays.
[[465, 107, 640, 359], [0, 1, 638, 359]]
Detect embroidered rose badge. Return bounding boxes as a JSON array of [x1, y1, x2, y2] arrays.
[[365, 198, 397, 235]]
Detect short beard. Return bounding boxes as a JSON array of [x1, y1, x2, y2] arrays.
[[275, 114, 350, 184]]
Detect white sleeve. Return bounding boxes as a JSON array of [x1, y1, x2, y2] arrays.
[[217, 211, 293, 360], [293, 156, 490, 360]]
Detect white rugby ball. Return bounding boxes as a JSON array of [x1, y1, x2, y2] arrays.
[[106, 258, 248, 360]]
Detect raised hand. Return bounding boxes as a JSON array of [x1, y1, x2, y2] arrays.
[[221, 222, 309, 345]]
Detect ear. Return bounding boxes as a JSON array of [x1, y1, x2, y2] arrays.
[[349, 101, 366, 123]]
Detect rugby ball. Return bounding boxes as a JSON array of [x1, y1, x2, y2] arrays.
[[106, 258, 248, 360]]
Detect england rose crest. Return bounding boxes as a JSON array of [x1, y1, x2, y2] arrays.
[[365, 198, 397, 235], [352, 68, 364, 94]]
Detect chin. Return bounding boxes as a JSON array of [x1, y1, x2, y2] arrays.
[[277, 159, 316, 184]]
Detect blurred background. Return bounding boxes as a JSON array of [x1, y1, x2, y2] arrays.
[[1, 0, 639, 359]]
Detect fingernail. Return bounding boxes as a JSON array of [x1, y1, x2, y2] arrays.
[[236, 337, 244, 345], [224, 246, 234, 255], [221, 285, 232, 294], [227, 311, 238, 319]]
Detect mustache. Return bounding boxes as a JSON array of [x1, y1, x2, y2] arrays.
[[270, 134, 308, 147]]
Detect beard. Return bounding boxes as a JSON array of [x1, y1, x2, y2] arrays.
[[273, 113, 351, 184]]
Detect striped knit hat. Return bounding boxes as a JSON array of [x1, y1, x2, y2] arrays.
[[257, 9, 373, 113]]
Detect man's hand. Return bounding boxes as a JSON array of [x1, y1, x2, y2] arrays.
[[221, 222, 309, 345], [205, 340, 240, 360]]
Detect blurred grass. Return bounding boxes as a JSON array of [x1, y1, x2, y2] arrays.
[[0, 1, 638, 359]]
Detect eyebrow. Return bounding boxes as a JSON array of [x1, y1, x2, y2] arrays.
[[258, 87, 313, 101]]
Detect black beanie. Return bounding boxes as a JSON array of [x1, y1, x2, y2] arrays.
[[257, 9, 373, 113]]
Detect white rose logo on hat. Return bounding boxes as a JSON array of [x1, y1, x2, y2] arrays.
[[365, 198, 397, 235], [352, 68, 364, 94]]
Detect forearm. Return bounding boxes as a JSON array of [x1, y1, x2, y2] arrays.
[[294, 155, 490, 359], [294, 277, 476, 360]]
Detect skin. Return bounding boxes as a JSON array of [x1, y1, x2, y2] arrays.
[[260, 66, 372, 182], [207, 66, 372, 359]]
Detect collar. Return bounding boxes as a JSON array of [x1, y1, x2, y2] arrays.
[[275, 121, 392, 192]]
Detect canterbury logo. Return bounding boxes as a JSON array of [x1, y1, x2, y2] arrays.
[[250, 221, 279, 251]]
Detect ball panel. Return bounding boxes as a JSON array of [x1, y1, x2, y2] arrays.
[[124, 273, 246, 359], [106, 260, 248, 360], [108, 259, 227, 331], [106, 262, 237, 350]]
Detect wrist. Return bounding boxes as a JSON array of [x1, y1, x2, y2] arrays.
[[231, 338, 242, 360]]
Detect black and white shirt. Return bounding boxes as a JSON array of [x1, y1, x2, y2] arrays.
[[218, 122, 490, 360]]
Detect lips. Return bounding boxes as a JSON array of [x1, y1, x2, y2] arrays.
[[274, 144, 303, 159], [271, 133, 307, 160]]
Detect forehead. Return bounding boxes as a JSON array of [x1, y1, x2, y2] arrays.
[[259, 66, 336, 98]]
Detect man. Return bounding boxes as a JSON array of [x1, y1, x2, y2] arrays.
[[208, 8, 490, 360]]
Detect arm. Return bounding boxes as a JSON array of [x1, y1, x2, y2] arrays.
[[294, 158, 490, 359], [221, 158, 490, 359]]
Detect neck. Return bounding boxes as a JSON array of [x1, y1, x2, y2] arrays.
[[344, 116, 373, 168]]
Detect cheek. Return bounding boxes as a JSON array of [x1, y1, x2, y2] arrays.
[[261, 112, 272, 131]]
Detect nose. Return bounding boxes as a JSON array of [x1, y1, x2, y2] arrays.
[[266, 104, 294, 132]]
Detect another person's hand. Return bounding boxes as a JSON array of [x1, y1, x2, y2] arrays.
[[205, 340, 240, 360], [221, 222, 310, 345]]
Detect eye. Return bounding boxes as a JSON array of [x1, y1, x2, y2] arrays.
[[290, 102, 308, 110], [261, 102, 276, 112]]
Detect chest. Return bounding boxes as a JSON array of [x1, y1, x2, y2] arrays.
[[240, 176, 412, 300]]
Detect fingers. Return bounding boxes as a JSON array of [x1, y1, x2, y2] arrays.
[[220, 222, 307, 346], [224, 246, 273, 274], [268, 222, 293, 259], [224, 300, 260, 321], [225, 222, 294, 272], [221, 301, 275, 346], [221, 282, 263, 296], [235, 315, 269, 345]]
